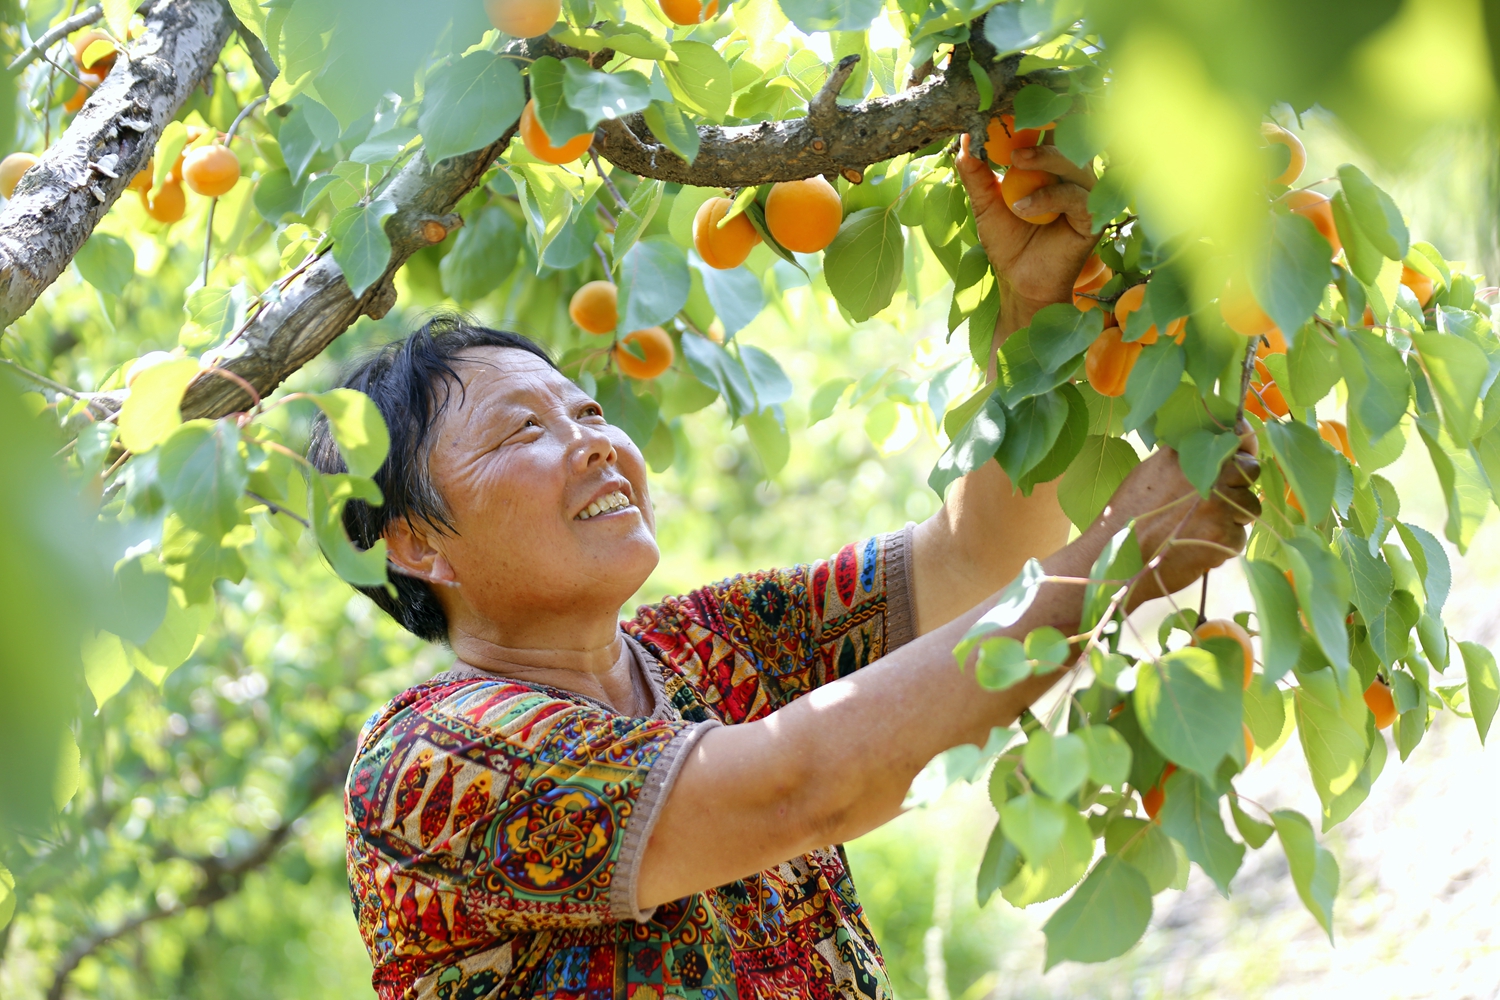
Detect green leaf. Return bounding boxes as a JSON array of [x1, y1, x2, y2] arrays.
[[562, 59, 653, 130], [1338, 330, 1410, 442], [1332, 191, 1383, 286], [823, 207, 905, 323], [306, 388, 390, 478], [1041, 856, 1153, 970], [1411, 332, 1487, 444], [1177, 429, 1240, 499], [923, 179, 967, 250], [1272, 809, 1340, 942], [973, 635, 1032, 690], [82, 631, 134, 709], [1229, 796, 1275, 849], [1336, 530, 1392, 624], [329, 199, 396, 298], [1285, 326, 1342, 408], [1338, 163, 1409, 261], [594, 374, 661, 449], [808, 378, 854, 426], [1134, 647, 1243, 778], [1398, 518, 1451, 619], [1077, 724, 1132, 788], [1267, 420, 1337, 522], [618, 237, 690, 333], [184, 284, 250, 344], [440, 205, 521, 302], [1019, 383, 1089, 493], [1028, 303, 1105, 372], [641, 101, 700, 165], [1025, 626, 1071, 668], [1248, 212, 1331, 342], [613, 179, 665, 268], [118, 358, 200, 453], [1242, 559, 1300, 682], [1284, 531, 1353, 673], [778, 0, 884, 33], [678, 332, 756, 420], [662, 41, 733, 122], [75, 233, 136, 297], [1058, 435, 1139, 531], [695, 261, 765, 337], [1294, 665, 1370, 823], [1023, 730, 1090, 800], [308, 472, 388, 589], [1104, 817, 1177, 893], [977, 820, 1024, 906], [928, 394, 1005, 498], [1123, 340, 1185, 432], [1082, 525, 1141, 633], [1000, 792, 1071, 864], [994, 323, 1087, 405], [957, 559, 1047, 653], [743, 409, 790, 477], [418, 52, 523, 162], [1011, 83, 1071, 130], [527, 56, 592, 144], [1459, 641, 1499, 744], [1158, 769, 1245, 895], [993, 390, 1068, 483], [157, 420, 248, 538]]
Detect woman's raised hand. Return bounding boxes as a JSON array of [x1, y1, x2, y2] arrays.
[[954, 135, 1099, 320]]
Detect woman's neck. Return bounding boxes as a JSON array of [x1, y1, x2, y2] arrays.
[[449, 627, 648, 716]]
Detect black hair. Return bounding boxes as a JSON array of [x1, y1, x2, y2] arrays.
[[306, 314, 556, 642]]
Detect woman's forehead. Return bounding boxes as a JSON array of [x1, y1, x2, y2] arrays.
[[449, 347, 580, 406]]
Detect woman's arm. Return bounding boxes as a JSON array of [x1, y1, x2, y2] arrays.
[[636, 444, 1259, 910], [912, 141, 1108, 635]]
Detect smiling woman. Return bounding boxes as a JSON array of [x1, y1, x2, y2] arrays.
[[305, 146, 1260, 1000]]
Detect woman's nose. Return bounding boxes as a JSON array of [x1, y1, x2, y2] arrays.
[[569, 420, 617, 469]]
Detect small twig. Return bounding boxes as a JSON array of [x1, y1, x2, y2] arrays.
[[1198, 572, 1209, 625], [8, 3, 103, 72], [246, 490, 309, 526], [201, 95, 270, 284], [590, 148, 628, 212], [0, 358, 101, 408], [1236, 338, 1259, 423], [592, 241, 610, 276], [810, 54, 861, 121]]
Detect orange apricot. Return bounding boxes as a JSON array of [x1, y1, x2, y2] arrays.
[[1400, 265, 1435, 308], [764, 175, 843, 253], [1113, 283, 1186, 345], [1142, 763, 1177, 820], [1219, 278, 1278, 338], [984, 114, 1052, 167], [140, 179, 186, 223], [181, 144, 240, 197], [659, 0, 718, 24], [1085, 325, 1142, 398], [63, 72, 101, 113], [483, 0, 561, 36], [1261, 122, 1306, 187], [72, 29, 116, 74], [126, 156, 153, 193], [569, 281, 619, 334], [1075, 252, 1106, 289], [0, 152, 39, 199], [999, 168, 1059, 225], [1319, 419, 1353, 461], [519, 99, 593, 164], [1194, 618, 1254, 690], [1245, 361, 1289, 420], [1364, 679, 1398, 730], [1256, 326, 1288, 358], [1281, 189, 1341, 256], [1073, 262, 1112, 311], [693, 197, 761, 270], [614, 326, 674, 380]]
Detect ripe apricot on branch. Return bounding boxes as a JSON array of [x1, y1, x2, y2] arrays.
[[984, 114, 1052, 167], [569, 281, 619, 334], [1400, 265, 1435, 308], [63, 72, 101, 114], [1364, 679, 1398, 730], [1256, 326, 1287, 358], [1261, 122, 1305, 186], [615, 327, 674, 380], [72, 29, 117, 73], [519, 100, 593, 164], [483, 0, 561, 37], [1194, 619, 1255, 690], [659, 0, 718, 25], [764, 176, 843, 253], [1244, 360, 1289, 420], [0, 152, 39, 199], [1072, 257, 1112, 311], [1319, 419, 1353, 462], [181, 144, 240, 197], [1000, 168, 1059, 225], [1219, 278, 1278, 338], [693, 197, 761, 269], [1085, 325, 1141, 398], [140, 180, 186, 223], [1281, 189, 1340, 256], [1113, 283, 1186, 345], [127, 156, 154, 193], [1075, 252, 1106, 288]]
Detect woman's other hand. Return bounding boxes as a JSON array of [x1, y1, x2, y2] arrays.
[[954, 135, 1098, 325]]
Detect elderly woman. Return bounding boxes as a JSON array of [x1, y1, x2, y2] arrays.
[[311, 144, 1259, 1000]]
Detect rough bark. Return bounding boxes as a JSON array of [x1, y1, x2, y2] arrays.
[[0, 0, 232, 330]]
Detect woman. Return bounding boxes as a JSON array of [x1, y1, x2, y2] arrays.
[[312, 143, 1260, 1000]]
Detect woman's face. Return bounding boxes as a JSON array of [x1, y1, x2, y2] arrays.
[[403, 347, 660, 637]]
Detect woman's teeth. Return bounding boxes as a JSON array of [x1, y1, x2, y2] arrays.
[[576, 491, 632, 520]]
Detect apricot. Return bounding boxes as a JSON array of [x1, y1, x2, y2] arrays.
[[1000, 168, 1059, 225], [1113, 283, 1186, 345], [181, 144, 239, 197], [614, 326, 674, 380], [63, 72, 101, 113], [659, 0, 718, 24], [693, 197, 761, 270], [1142, 763, 1177, 820], [1085, 325, 1141, 398], [0, 152, 39, 199], [1400, 265, 1434, 308], [483, 0, 560, 36], [127, 156, 153, 193], [984, 114, 1053, 168], [1219, 278, 1278, 338], [1364, 679, 1398, 730], [1072, 261, 1112, 311], [1244, 361, 1289, 420], [764, 175, 843, 253], [140, 179, 186, 223], [1256, 326, 1287, 358], [519, 99, 593, 164], [1261, 122, 1305, 187], [1318, 419, 1353, 461], [569, 280, 618, 334], [72, 29, 116, 73], [1281, 189, 1340, 256], [1194, 619, 1254, 690], [1075, 252, 1106, 288]]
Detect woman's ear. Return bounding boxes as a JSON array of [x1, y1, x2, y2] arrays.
[[384, 518, 460, 588]]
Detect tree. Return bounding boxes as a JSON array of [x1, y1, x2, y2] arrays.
[[1, 0, 1498, 992]]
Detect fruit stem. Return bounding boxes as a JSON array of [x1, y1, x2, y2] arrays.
[[201, 95, 269, 285]]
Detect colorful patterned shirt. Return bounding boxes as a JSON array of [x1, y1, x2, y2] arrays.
[[345, 526, 916, 1000]]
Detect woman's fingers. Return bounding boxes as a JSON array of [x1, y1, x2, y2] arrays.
[[1009, 181, 1093, 236], [956, 135, 1011, 226], [1012, 145, 1097, 191]]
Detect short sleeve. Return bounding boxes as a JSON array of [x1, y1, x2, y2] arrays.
[[345, 674, 719, 958], [625, 524, 917, 723]]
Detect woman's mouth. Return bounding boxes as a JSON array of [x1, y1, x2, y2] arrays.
[[575, 491, 634, 520]]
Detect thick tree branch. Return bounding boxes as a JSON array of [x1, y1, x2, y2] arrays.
[[0, 0, 232, 330]]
